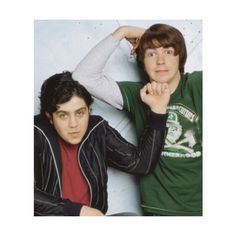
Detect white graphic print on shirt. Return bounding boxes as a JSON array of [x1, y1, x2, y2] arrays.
[[162, 104, 201, 159]]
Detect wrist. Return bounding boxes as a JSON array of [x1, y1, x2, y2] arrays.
[[149, 111, 168, 130], [150, 106, 167, 114]]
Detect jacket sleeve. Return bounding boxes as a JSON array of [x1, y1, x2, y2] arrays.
[[34, 126, 83, 216], [105, 111, 168, 175], [34, 187, 83, 216]]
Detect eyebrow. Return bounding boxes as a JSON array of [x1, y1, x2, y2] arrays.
[[146, 46, 174, 50], [55, 107, 87, 114], [145, 47, 157, 50]]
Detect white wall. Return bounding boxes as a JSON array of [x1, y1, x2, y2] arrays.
[[34, 20, 202, 215]]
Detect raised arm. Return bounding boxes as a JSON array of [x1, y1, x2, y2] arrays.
[[72, 26, 145, 110]]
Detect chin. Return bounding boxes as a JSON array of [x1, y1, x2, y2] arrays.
[[67, 139, 82, 145], [152, 78, 167, 83]]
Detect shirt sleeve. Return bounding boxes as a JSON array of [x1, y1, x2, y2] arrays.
[[117, 81, 143, 113], [188, 71, 202, 124], [72, 34, 123, 109]]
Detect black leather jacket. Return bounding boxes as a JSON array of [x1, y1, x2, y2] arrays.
[[34, 112, 167, 216]]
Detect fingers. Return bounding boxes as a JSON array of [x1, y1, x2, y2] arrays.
[[80, 205, 104, 216], [146, 82, 160, 95], [158, 82, 169, 95], [140, 82, 170, 114], [132, 38, 140, 54], [140, 82, 170, 102], [126, 38, 140, 55], [126, 38, 138, 46], [145, 82, 169, 95]]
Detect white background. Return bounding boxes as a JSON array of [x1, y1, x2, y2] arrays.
[[1, 0, 236, 236]]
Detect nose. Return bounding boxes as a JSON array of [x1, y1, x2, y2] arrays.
[[68, 115, 78, 128], [156, 53, 165, 65]]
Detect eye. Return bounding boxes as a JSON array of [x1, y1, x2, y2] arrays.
[[76, 110, 85, 118], [58, 113, 67, 120], [145, 50, 157, 58], [164, 48, 175, 55]]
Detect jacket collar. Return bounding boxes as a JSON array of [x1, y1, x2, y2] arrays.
[[34, 114, 104, 147], [34, 114, 104, 178]]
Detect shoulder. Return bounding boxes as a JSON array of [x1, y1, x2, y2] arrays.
[[83, 115, 110, 143], [34, 114, 58, 145], [117, 81, 143, 92], [89, 115, 105, 125], [185, 71, 202, 82], [117, 81, 144, 111], [182, 71, 202, 89], [34, 114, 50, 129], [34, 114, 50, 135], [88, 115, 108, 132]]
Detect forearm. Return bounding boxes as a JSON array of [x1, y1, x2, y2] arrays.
[[107, 111, 168, 175], [34, 187, 82, 216], [131, 111, 168, 175], [112, 25, 146, 41]]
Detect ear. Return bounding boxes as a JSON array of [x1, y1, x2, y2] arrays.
[[88, 107, 92, 114], [45, 112, 53, 124]]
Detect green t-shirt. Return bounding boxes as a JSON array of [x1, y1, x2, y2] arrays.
[[118, 71, 202, 216]]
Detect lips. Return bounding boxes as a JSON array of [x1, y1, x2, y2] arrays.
[[155, 69, 168, 73], [68, 132, 80, 137]]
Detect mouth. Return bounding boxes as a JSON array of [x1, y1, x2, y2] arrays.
[[68, 132, 80, 137], [155, 69, 168, 73]]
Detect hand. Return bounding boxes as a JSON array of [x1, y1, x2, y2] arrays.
[[140, 82, 170, 114], [80, 205, 104, 216], [112, 26, 146, 54], [126, 37, 140, 55]]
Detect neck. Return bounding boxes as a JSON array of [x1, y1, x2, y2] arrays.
[[58, 136, 79, 149]]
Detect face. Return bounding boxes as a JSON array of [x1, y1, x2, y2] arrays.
[[46, 96, 90, 145], [143, 46, 181, 89]]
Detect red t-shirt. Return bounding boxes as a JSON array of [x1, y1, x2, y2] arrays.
[[58, 137, 90, 206]]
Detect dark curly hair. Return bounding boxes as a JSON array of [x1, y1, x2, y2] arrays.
[[136, 23, 187, 82], [39, 71, 93, 115]]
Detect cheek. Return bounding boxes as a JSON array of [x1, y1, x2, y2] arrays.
[[171, 57, 180, 68], [53, 120, 67, 135], [79, 116, 89, 132], [143, 61, 152, 72], [83, 119, 89, 131]]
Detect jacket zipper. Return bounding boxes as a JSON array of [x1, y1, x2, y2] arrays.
[[91, 143, 104, 186], [77, 151, 93, 206], [77, 119, 105, 207]]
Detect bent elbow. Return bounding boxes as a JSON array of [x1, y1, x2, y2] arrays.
[[72, 70, 87, 84]]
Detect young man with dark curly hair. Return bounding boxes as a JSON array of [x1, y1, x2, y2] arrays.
[[34, 71, 169, 216]]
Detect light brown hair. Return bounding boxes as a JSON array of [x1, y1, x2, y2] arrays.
[[136, 23, 187, 82]]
